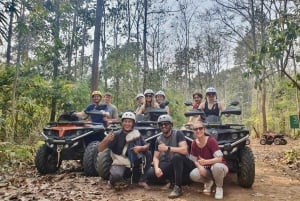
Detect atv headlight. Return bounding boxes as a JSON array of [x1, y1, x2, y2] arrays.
[[43, 129, 57, 136], [211, 129, 218, 139], [75, 130, 83, 136], [240, 133, 245, 137], [146, 131, 152, 137], [231, 133, 238, 140]]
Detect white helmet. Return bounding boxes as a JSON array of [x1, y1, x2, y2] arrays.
[[155, 90, 165, 98], [135, 93, 144, 100], [121, 112, 136, 122], [144, 89, 154, 95], [206, 87, 217, 94], [158, 114, 173, 123]]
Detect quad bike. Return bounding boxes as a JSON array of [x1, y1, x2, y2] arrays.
[[181, 101, 255, 188], [260, 131, 287, 145], [96, 102, 169, 180], [35, 104, 119, 176]]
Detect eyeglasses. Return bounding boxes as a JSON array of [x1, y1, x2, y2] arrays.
[[207, 93, 215, 96], [145, 94, 152, 97], [158, 122, 170, 127], [193, 127, 204, 131]]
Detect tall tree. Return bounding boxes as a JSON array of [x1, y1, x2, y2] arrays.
[[5, 0, 18, 65], [91, 0, 104, 91]]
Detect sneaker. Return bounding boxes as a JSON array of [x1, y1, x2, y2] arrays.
[[160, 182, 174, 190], [107, 181, 113, 189], [138, 182, 150, 190], [168, 185, 182, 199], [215, 187, 223, 199], [203, 180, 214, 194]]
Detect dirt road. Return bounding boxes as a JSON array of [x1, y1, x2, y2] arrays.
[[0, 139, 299, 201]]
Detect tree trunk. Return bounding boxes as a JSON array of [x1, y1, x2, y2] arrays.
[[6, 0, 15, 65], [67, 2, 78, 80], [91, 0, 104, 91], [50, 0, 61, 122], [142, 0, 149, 89]]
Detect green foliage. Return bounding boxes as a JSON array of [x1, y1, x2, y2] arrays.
[[0, 142, 37, 170], [284, 146, 300, 164]]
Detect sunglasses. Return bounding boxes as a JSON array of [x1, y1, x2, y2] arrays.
[[207, 93, 216, 96], [193, 127, 204, 131], [158, 122, 170, 127], [145, 94, 153, 97]]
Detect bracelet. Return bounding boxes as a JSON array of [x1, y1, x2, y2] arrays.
[[167, 146, 171, 152]]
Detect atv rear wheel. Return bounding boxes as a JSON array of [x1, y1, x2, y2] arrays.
[[259, 138, 266, 145], [274, 138, 281, 145], [83, 141, 99, 176], [96, 148, 112, 180], [35, 144, 61, 174], [237, 146, 255, 188]]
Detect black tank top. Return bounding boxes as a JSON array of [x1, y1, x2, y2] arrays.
[[204, 101, 219, 116]]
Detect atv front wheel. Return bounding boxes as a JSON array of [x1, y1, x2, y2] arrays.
[[35, 144, 61, 174], [237, 146, 255, 188], [96, 148, 112, 180], [83, 141, 99, 176], [259, 138, 266, 145], [280, 138, 287, 145]]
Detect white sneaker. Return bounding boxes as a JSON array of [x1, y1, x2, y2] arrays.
[[215, 187, 223, 199], [203, 180, 214, 194]]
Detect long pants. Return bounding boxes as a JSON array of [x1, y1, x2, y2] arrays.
[[109, 151, 152, 185], [145, 154, 195, 187], [189, 163, 228, 187]]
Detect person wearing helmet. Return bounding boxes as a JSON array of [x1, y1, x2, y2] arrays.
[[199, 87, 226, 117], [98, 111, 152, 189], [155, 90, 170, 115], [143, 114, 195, 199], [75, 91, 109, 125], [136, 89, 159, 120], [134, 93, 145, 114]]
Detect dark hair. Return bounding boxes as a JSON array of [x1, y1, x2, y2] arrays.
[[192, 92, 203, 99]]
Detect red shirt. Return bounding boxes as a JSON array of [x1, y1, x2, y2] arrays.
[[190, 136, 227, 167]]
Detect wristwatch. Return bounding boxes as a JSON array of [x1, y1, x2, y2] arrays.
[[167, 146, 171, 152]]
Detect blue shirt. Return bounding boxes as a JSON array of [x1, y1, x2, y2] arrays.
[[84, 103, 108, 124]]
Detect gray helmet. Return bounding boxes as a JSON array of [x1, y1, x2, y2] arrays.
[[135, 93, 144, 100], [157, 114, 173, 123], [206, 87, 217, 94], [144, 89, 154, 95], [155, 90, 165, 98], [121, 112, 136, 122]]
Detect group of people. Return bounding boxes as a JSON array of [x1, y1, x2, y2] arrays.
[[76, 88, 170, 126], [76, 87, 227, 199], [75, 91, 119, 126], [98, 112, 227, 200]]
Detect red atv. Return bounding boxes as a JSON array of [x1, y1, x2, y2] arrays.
[[259, 131, 287, 145]]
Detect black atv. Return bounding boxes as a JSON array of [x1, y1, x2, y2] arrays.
[[35, 104, 119, 176], [182, 101, 255, 188], [96, 103, 168, 180]]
